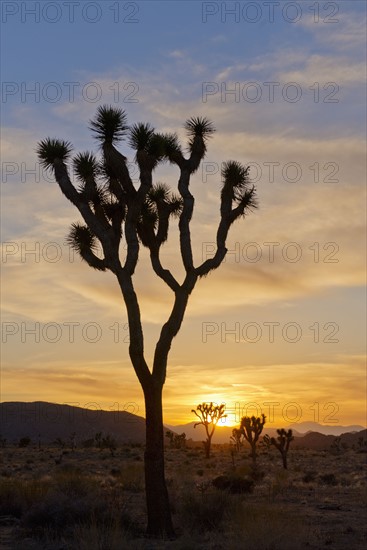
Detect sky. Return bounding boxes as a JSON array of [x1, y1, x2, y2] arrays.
[[1, 0, 366, 429]]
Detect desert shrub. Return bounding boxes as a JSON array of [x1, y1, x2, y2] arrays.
[[23, 491, 99, 532], [82, 438, 95, 448], [19, 436, 31, 448], [270, 470, 291, 499], [250, 464, 265, 482], [0, 478, 50, 518], [340, 476, 351, 487], [186, 450, 200, 458], [302, 471, 317, 483], [71, 518, 144, 550], [22, 493, 126, 540], [54, 437, 66, 449], [212, 475, 254, 494], [227, 502, 309, 549], [101, 434, 117, 456], [118, 463, 144, 492], [166, 431, 187, 449], [179, 488, 237, 533], [235, 463, 253, 477], [318, 473, 338, 486], [53, 465, 98, 498]]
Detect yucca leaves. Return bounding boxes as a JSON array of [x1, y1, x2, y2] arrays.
[[147, 182, 170, 204], [36, 138, 73, 170], [241, 187, 258, 211], [128, 124, 172, 169], [221, 160, 257, 210], [158, 132, 182, 160], [37, 107, 257, 277], [66, 222, 106, 271], [147, 183, 183, 217], [128, 122, 155, 151], [66, 222, 98, 252], [221, 160, 249, 188], [89, 105, 128, 144], [184, 116, 215, 140], [136, 183, 183, 247], [184, 117, 215, 171], [73, 152, 100, 182]]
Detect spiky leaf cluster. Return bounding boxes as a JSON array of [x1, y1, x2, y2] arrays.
[[129, 123, 171, 168], [73, 152, 100, 182], [89, 105, 128, 144], [147, 183, 182, 217], [137, 200, 158, 246], [98, 160, 127, 201], [137, 183, 183, 246], [66, 222, 105, 271], [36, 138, 73, 170], [221, 160, 257, 207], [36, 107, 258, 286], [129, 122, 155, 151], [157, 133, 183, 163], [184, 117, 215, 171], [184, 116, 215, 140], [66, 222, 97, 252]]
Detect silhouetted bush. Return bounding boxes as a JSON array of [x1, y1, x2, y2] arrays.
[[0, 478, 50, 518], [319, 473, 338, 486], [212, 475, 254, 494], [180, 489, 236, 533], [18, 437, 31, 448], [302, 471, 317, 483]]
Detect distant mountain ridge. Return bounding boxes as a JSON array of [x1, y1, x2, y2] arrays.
[[287, 421, 365, 436], [1, 402, 365, 449], [166, 420, 366, 443], [0, 401, 147, 444]]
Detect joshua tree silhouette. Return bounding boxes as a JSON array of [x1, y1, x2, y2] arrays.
[[271, 428, 294, 469], [240, 414, 266, 464], [192, 402, 227, 458], [37, 106, 257, 537]]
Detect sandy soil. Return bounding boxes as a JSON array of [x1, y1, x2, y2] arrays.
[[0, 443, 366, 549]]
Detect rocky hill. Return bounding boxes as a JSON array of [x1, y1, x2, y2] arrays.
[[0, 401, 147, 445]]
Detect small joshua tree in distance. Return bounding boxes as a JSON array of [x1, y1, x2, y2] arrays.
[[166, 431, 186, 449], [271, 428, 294, 469], [240, 414, 266, 464], [192, 402, 227, 458], [230, 427, 243, 452]]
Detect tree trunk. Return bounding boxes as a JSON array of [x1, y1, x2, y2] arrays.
[[143, 381, 175, 538], [282, 452, 288, 469], [251, 442, 257, 464], [204, 435, 213, 458]]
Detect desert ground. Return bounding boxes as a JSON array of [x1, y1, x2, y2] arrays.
[[0, 441, 366, 549]]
